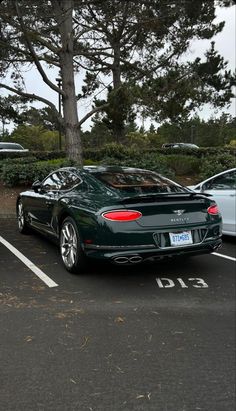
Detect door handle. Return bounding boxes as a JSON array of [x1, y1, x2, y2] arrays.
[[229, 194, 236, 197]]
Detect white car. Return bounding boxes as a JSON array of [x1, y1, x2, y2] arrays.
[[188, 168, 236, 236], [0, 142, 29, 152]]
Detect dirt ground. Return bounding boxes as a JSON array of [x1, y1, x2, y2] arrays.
[[0, 183, 27, 217]]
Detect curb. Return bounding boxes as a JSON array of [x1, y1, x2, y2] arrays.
[[0, 214, 16, 219]]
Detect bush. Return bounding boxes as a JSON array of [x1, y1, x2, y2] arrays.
[[99, 153, 201, 177], [199, 154, 236, 180], [229, 139, 236, 148], [1, 158, 76, 187], [83, 159, 99, 166], [1, 146, 235, 186], [0, 156, 38, 174], [83, 144, 236, 161], [1, 158, 100, 187], [164, 155, 200, 175], [0, 150, 66, 161], [84, 143, 139, 161], [100, 153, 175, 179]]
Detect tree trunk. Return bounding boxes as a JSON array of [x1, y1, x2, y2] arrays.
[[112, 42, 125, 143], [53, 0, 82, 165], [113, 43, 121, 89]]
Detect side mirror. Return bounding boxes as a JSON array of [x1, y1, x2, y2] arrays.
[[32, 180, 42, 192]]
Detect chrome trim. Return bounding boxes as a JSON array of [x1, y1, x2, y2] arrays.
[[84, 244, 154, 250], [173, 209, 186, 216]]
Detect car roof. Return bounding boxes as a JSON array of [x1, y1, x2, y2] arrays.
[[0, 142, 22, 145], [162, 143, 199, 147], [199, 168, 236, 185]]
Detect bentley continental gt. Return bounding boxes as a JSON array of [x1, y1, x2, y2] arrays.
[[17, 166, 222, 273]]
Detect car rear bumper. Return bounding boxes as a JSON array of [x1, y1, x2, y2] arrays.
[[83, 237, 222, 264]]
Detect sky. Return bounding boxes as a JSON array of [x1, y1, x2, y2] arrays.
[[187, 5, 236, 121], [3, 4, 236, 132]]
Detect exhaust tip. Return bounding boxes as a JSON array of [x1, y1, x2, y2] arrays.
[[214, 242, 222, 251], [113, 256, 130, 264], [113, 255, 143, 265], [129, 255, 143, 264]]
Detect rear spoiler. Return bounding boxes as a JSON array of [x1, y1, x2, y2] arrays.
[[120, 192, 212, 203]]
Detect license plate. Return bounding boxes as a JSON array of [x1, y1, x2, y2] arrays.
[[169, 231, 193, 246]]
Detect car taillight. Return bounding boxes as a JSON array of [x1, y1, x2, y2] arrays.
[[102, 210, 142, 221], [207, 205, 219, 215]]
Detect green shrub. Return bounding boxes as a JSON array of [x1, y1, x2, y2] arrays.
[[199, 154, 236, 180], [0, 150, 66, 161], [0, 156, 37, 174], [83, 144, 236, 161], [84, 144, 140, 161], [100, 153, 175, 179], [1, 158, 76, 187], [1, 157, 100, 187], [1, 146, 235, 186], [0, 151, 30, 161], [229, 139, 236, 148], [1, 146, 235, 163], [164, 155, 201, 175], [83, 159, 99, 166], [99, 153, 200, 177]]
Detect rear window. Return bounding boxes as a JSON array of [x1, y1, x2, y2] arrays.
[[94, 171, 187, 194]]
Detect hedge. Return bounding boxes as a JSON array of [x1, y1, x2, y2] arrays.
[[83, 144, 236, 161], [0, 145, 235, 162], [0, 150, 66, 161], [1, 158, 76, 187], [199, 154, 236, 180], [100, 154, 175, 178], [0, 145, 235, 186]]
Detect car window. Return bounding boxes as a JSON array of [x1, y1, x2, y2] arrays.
[[206, 171, 236, 190], [93, 171, 187, 194], [42, 172, 62, 191], [58, 171, 82, 190]]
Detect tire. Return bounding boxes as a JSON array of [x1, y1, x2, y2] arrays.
[[60, 217, 88, 274], [17, 200, 30, 234]]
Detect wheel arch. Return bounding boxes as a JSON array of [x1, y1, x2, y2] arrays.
[[58, 210, 73, 230], [57, 206, 98, 243], [57, 208, 84, 239]]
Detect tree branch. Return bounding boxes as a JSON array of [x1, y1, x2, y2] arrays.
[[33, 34, 60, 55], [14, 0, 64, 96], [78, 103, 109, 127], [0, 83, 59, 114]]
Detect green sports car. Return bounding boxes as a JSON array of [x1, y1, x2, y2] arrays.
[[17, 166, 222, 273]]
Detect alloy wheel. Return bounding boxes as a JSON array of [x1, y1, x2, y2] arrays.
[[60, 221, 78, 269], [18, 202, 25, 230]]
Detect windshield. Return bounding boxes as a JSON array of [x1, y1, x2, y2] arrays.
[[93, 171, 188, 195]]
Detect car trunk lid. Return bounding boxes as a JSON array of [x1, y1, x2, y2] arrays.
[[120, 193, 211, 228]]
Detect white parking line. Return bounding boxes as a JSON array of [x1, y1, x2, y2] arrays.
[[0, 235, 58, 288], [212, 252, 236, 262]]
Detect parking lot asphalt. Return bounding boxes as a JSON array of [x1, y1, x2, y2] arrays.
[[0, 219, 235, 411]]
